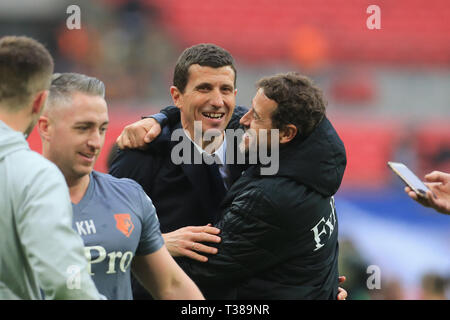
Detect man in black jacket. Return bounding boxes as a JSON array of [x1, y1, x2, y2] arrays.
[[176, 72, 347, 299]]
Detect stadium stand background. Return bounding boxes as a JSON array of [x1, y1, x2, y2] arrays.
[[1, 0, 448, 299]]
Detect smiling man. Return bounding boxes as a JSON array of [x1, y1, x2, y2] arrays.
[[172, 63, 236, 151], [39, 73, 204, 300], [110, 43, 250, 299]]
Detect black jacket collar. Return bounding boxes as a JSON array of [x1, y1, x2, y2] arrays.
[[254, 116, 347, 196]]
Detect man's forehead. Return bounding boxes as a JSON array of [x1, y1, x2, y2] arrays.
[[253, 88, 277, 111], [255, 88, 271, 101], [64, 112, 109, 126], [187, 64, 235, 84], [53, 92, 108, 122], [70, 108, 109, 123], [70, 91, 107, 105]]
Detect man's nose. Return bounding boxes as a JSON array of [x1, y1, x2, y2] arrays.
[[240, 109, 251, 126], [87, 130, 102, 149], [209, 88, 225, 108]]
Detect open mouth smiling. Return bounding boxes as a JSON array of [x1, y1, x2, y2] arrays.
[[202, 112, 225, 119]]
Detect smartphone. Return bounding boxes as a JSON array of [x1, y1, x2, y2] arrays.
[[387, 161, 430, 197]]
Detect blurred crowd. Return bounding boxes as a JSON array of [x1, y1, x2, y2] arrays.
[[339, 237, 449, 300], [55, 0, 178, 105]]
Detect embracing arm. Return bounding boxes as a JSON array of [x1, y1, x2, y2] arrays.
[[116, 106, 249, 149], [115, 106, 178, 149], [157, 105, 248, 130]]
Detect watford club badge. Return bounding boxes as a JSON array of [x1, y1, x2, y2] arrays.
[[114, 214, 134, 237]]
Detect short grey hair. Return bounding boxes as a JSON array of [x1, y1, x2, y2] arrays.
[[48, 73, 105, 107]]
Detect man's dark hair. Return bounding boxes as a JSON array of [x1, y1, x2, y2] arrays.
[[173, 43, 236, 93], [0, 36, 54, 110], [257, 72, 326, 137]]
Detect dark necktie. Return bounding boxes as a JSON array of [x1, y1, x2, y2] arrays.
[[203, 153, 227, 215]]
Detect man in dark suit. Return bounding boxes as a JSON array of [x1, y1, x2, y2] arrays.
[[109, 44, 249, 299]]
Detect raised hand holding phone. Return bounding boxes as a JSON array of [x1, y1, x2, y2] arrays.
[[389, 162, 450, 216], [406, 171, 450, 215], [388, 161, 430, 197]]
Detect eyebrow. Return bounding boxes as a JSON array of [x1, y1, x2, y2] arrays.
[[250, 100, 261, 119], [195, 82, 234, 90], [73, 121, 109, 126], [220, 83, 234, 89], [195, 82, 212, 89]]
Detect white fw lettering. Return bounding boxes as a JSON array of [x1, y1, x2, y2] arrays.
[[311, 197, 337, 252]]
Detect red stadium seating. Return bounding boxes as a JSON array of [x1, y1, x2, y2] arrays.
[[147, 0, 450, 65], [333, 118, 400, 189]]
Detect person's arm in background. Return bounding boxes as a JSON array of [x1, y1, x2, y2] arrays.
[[16, 160, 101, 299], [132, 247, 204, 300], [116, 106, 249, 150], [405, 170, 450, 215]]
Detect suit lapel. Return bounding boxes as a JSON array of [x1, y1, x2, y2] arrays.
[[170, 124, 225, 223]]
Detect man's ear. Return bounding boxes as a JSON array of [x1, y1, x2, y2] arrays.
[[170, 86, 182, 109], [31, 90, 49, 116], [37, 115, 51, 142], [279, 124, 298, 144]]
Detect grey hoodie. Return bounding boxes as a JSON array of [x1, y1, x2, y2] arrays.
[[0, 120, 100, 299]]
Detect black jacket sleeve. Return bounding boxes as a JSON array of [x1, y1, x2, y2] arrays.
[[226, 105, 248, 130], [108, 148, 156, 194], [181, 186, 289, 287], [159, 105, 181, 128]]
